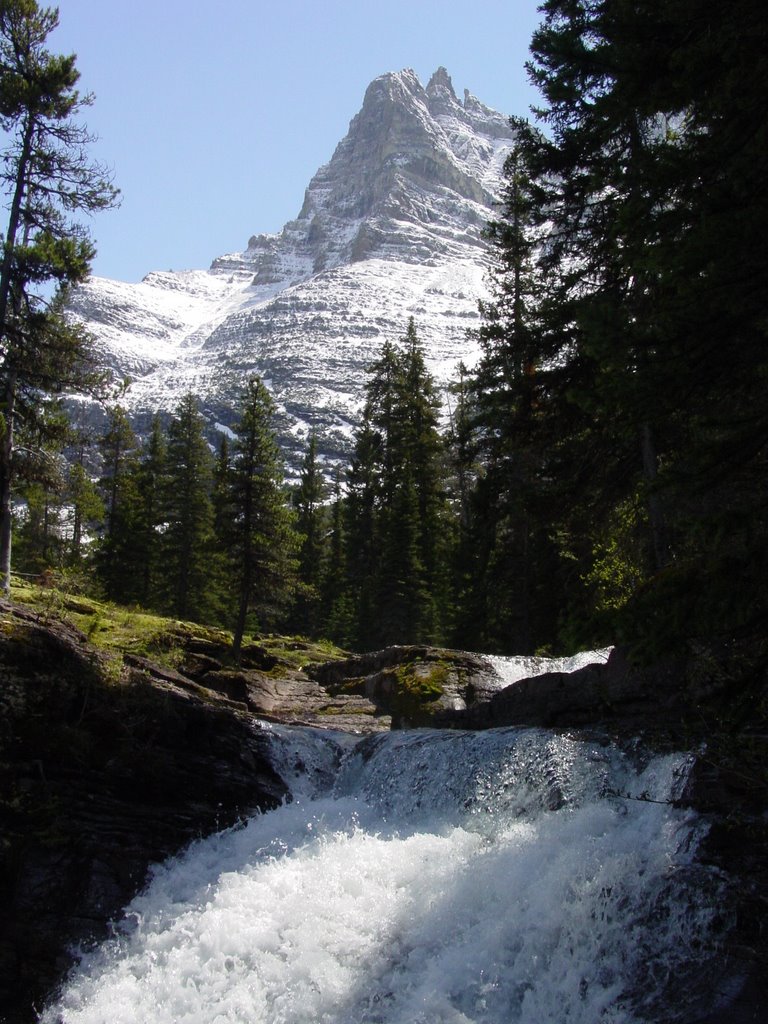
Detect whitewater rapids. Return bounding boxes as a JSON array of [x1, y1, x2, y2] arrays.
[[41, 725, 730, 1024]]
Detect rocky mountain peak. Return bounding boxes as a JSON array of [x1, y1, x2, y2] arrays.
[[68, 69, 516, 472], [363, 67, 425, 105], [425, 66, 460, 111]]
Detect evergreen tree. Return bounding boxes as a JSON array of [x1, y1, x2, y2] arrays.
[[390, 321, 447, 642], [479, 0, 768, 650], [162, 394, 215, 621], [344, 321, 449, 649], [64, 459, 102, 568], [133, 414, 166, 607], [523, 1, 677, 584], [459, 133, 565, 653], [95, 405, 140, 602], [291, 429, 326, 636], [321, 468, 353, 645], [0, 0, 118, 594], [344, 413, 381, 648], [628, 0, 768, 645], [63, 420, 102, 569], [375, 463, 428, 645], [227, 377, 297, 658], [12, 476, 62, 574], [212, 433, 231, 539]]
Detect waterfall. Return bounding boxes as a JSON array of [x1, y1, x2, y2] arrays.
[[41, 724, 732, 1024], [485, 647, 613, 687]]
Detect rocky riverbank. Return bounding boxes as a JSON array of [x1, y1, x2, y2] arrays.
[[1, 597, 766, 1022]]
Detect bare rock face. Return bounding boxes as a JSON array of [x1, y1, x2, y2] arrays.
[[66, 68, 516, 472]]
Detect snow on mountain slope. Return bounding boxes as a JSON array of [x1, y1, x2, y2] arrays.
[[69, 68, 515, 468]]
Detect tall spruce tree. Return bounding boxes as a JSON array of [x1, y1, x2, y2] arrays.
[[321, 468, 353, 645], [291, 429, 326, 636], [623, 0, 768, 645], [95, 405, 140, 602], [488, 0, 768, 649], [345, 321, 449, 648], [0, 0, 117, 594], [344, 408, 384, 648], [227, 377, 297, 658], [133, 414, 166, 607], [461, 132, 565, 653], [64, 459, 102, 568], [162, 394, 215, 621], [63, 419, 102, 569]]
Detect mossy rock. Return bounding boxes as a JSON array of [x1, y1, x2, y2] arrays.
[[390, 660, 453, 726]]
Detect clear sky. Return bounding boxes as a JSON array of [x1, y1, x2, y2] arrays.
[[51, 0, 544, 283]]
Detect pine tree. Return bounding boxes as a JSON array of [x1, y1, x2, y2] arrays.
[[490, 0, 768, 649], [162, 394, 215, 622], [627, 0, 768, 645], [458, 135, 566, 653], [321, 469, 353, 645], [227, 377, 297, 658], [292, 429, 326, 636], [344, 321, 449, 649], [395, 320, 448, 641], [95, 405, 140, 602], [133, 414, 167, 607], [13, 476, 62, 574], [344, 412, 382, 649], [63, 421, 103, 570], [0, 1, 117, 594], [65, 460, 103, 568], [212, 433, 231, 539]]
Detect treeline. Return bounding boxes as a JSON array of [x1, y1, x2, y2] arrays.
[[14, 380, 297, 653], [10, 324, 465, 653]]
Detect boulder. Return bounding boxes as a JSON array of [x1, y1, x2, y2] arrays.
[[466, 645, 731, 735], [308, 645, 500, 727]]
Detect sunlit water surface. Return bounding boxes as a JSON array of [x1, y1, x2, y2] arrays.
[[42, 724, 730, 1024]]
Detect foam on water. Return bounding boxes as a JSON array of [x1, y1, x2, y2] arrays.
[[42, 726, 729, 1024], [486, 648, 613, 688]]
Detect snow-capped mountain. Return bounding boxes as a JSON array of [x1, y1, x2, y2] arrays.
[[69, 68, 515, 468]]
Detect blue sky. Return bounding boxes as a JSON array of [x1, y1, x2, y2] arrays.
[[52, 1, 544, 283]]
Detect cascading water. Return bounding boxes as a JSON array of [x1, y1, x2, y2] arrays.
[[41, 723, 731, 1024]]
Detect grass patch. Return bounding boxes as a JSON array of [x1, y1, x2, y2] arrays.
[[7, 576, 346, 675]]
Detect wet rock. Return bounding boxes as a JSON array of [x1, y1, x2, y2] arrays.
[[464, 646, 703, 734], [307, 645, 499, 727]]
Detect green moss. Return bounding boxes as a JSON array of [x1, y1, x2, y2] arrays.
[[327, 676, 366, 696], [7, 577, 346, 676], [259, 634, 347, 671], [391, 660, 450, 723]]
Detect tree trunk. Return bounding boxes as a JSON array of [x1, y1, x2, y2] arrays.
[[0, 115, 35, 333], [0, 375, 16, 596], [231, 578, 250, 665], [0, 114, 36, 597], [640, 422, 671, 572]]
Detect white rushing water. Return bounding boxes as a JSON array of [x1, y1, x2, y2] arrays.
[[42, 726, 730, 1024], [485, 648, 614, 688]]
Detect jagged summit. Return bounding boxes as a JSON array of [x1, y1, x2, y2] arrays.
[[427, 66, 455, 95], [68, 69, 516, 470]]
